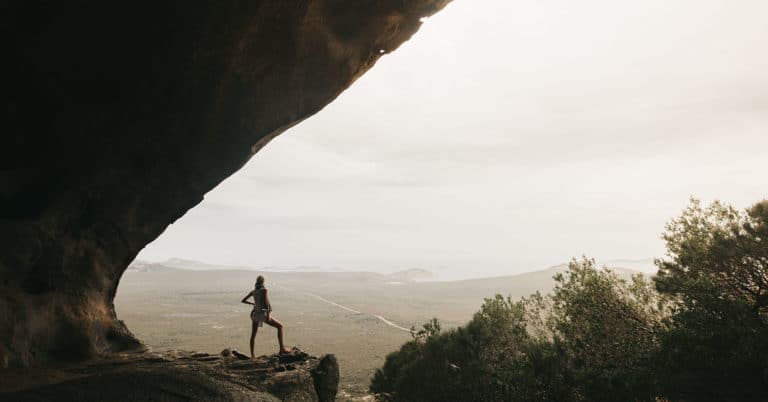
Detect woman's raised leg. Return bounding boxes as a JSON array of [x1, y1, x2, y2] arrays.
[[266, 317, 290, 353]]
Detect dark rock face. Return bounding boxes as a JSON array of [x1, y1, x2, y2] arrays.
[[1, 0, 450, 368], [1, 349, 340, 401]]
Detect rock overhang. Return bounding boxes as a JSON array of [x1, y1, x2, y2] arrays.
[[1, 0, 452, 369]]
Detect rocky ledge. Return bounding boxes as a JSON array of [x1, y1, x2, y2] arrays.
[[0, 348, 338, 401]]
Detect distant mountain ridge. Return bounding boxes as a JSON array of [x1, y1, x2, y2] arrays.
[[158, 258, 253, 271], [387, 268, 435, 283], [599, 258, 657, 273], [125, 260, 180, 273], [127, 257, 656, 282]]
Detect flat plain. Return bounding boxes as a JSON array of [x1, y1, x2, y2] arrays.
[[116, 264, 640, 400]]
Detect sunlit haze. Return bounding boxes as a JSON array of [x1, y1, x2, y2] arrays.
[[137, 0, 768, 280]]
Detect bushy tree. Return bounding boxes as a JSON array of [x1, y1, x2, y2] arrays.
[[656, 199, 768, 311], [371, 296, 541, 401], [654, 199, 768, 401], [548, 258, 666, 401]]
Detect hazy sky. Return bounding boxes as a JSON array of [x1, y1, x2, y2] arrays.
[[137, 0, 768, 279]]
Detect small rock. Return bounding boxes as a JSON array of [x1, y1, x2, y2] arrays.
[[277, 347, 310, 364], [144, 354, 168, 363], [231, 350, 250, 360]]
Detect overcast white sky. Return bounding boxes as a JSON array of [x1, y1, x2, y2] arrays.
[[138, 0, 768, 279]]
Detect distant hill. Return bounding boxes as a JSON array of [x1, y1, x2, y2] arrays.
[[158, 258, 254, 271], [129, 258, 356, 274], [600, 258, 657, 274], [125, 260, 180, 273], [387, 268, 435, 283]]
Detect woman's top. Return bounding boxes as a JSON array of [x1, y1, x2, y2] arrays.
[[251, 288, 272, 326], [253, 288, 272, 313]]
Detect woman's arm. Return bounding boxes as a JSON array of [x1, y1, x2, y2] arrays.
[[241, 290, 255, 305]]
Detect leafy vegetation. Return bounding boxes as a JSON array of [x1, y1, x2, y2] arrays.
[[654, 199, 768, 401], [371, 198, 768, 401]]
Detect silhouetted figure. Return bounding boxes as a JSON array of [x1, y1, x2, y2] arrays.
[[241, 275, 290, 358]]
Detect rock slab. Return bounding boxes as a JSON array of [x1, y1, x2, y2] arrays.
[[0, 349, 339, 401]]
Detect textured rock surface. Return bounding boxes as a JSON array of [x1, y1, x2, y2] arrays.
[[1, 0, 451, 368], [1, 348, 339, 401]]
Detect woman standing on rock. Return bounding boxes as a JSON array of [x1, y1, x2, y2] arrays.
[[241, 275, 291, 357]]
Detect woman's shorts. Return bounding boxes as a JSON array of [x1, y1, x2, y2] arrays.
[[251, 309, 268, 326]]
